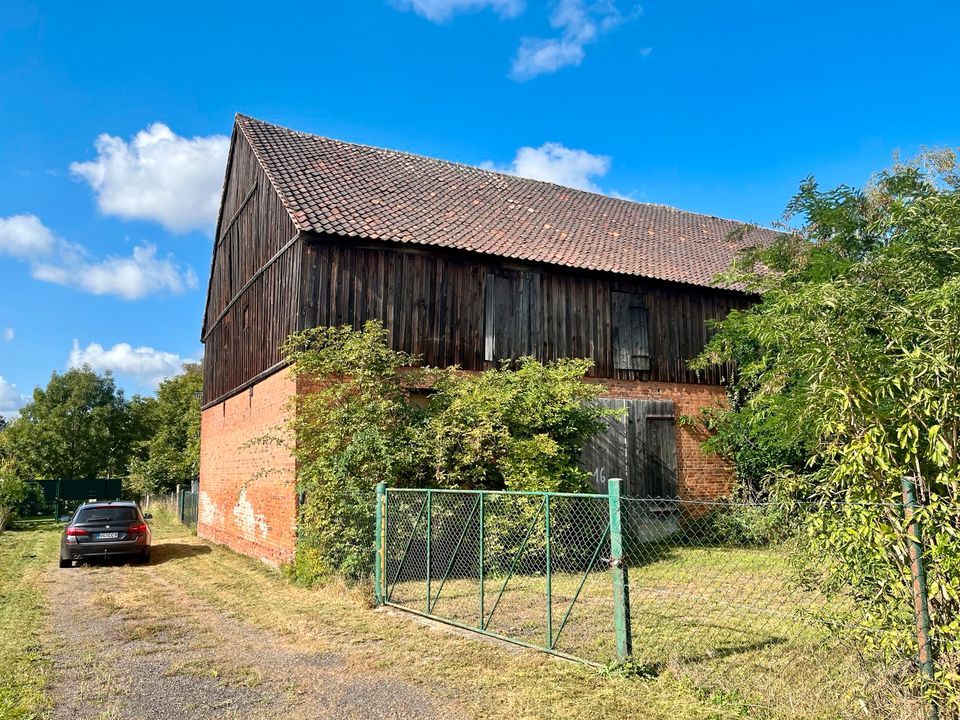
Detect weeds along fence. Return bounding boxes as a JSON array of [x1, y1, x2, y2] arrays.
[[142, 484, 199, 529], [376, 480, 940, 720]]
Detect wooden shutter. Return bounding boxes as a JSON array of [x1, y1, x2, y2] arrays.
[[611, 291, 651, 372], [484, 272, 536, 361], [631, 399, 678, 498]]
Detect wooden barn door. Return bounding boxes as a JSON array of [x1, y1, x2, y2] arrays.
[[631, 399, 678, 498], [581, 398, 678, 498]]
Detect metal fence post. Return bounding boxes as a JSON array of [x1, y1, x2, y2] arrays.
[[902, 476, 938, 719], [375, 482, 386, 605], [478, 492, 485, 629], [176, 483, 183, 523], [425, 489, 432, 613], [607, 477, 633, 659], [545, 494, 553, 649]]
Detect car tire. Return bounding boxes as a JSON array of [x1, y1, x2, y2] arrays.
[[59, 557, 72, 569], [136, 550, 151, 565]]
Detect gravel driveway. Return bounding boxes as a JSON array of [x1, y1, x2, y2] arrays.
[[42, 539, 467, 720]]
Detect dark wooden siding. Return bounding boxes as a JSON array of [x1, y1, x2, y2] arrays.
[[580, 398, 678, 498], [201, 131, 299, 404], [298, 236, 749, 385]]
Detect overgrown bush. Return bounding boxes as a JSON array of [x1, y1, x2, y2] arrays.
[[281, 321, 612, 584], [678, 500, 795, 547], [425, 357, 606, 492], [692, 150, 960, 712], [0, 469, 33, 531]]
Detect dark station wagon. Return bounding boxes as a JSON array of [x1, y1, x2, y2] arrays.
[[59, 501, 152, 567]]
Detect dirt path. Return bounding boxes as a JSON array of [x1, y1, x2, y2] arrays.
[[41, 536, 467, 720]]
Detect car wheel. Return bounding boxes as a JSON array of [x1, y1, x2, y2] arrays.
[[136, 550, 151, 565], [59, 557, 72, 569]]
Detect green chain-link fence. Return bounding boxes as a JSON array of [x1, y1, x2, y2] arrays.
[[377, 480, 936, 719]]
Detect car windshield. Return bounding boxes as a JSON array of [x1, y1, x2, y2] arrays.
[[74, 507, 137, 523]]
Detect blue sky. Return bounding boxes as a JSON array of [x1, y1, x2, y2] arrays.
[[1, 0, 958, 416]]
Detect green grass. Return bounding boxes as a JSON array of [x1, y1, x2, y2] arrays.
[[0, 517, 915, 720], [388, 544, 897, 719], [139, 521, 773, 720], [0, 521, 59, 719]]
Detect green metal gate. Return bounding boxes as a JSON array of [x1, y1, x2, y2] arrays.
[[375, 480, 631, 665], [178, 489, 199, 528]]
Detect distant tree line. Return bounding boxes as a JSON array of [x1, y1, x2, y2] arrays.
[[0, 363, 202, 526]]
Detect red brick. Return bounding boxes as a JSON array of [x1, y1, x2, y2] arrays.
[[198, 368, 298, 566], [200, 370, 734, 564]]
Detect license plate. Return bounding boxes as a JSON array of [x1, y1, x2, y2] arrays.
[[96, 532, 119, 540]]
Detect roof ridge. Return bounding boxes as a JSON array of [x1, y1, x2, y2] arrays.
[[229, 113, 780, 291], [235, 113, 773, 232]]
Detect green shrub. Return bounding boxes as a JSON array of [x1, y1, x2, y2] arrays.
[[0, 470, 34, 531], [681, 501, 794, 547], [690, 150, 960, 711], [280, 321, 613, 584]]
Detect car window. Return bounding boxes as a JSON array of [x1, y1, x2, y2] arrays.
[[74, 507, 138, 523]]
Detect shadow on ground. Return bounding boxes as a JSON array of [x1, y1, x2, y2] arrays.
[[149, 542, 212, 565], [71, 543, 211, 568], [10, 518, 62, 531]]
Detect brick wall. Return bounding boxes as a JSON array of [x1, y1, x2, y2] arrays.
[[594, 379, 734, 502], [198, 369, 732, 565], [198, 367, 298, 566]]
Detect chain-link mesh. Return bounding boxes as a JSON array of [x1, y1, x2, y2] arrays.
[[382, 489, 929, 719]]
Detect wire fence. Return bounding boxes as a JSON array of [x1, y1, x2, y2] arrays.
[[378, 482, 936, 720], [141, 484, 199, 528]]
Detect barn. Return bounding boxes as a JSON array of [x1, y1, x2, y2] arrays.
[[198, 114, 771, 565]]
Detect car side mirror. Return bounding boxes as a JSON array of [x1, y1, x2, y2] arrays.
[[58, 515, 71, 523], [143, 513, 153, 520]]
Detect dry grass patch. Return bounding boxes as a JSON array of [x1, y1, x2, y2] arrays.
[[143, 520, 772, 720]]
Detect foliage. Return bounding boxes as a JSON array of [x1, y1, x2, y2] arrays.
[[679, 500, 795, 547], [0, 366, 134, 480], [126, 364, 202, 495], [0, 465, 33, 531], [425, 357, 606, 492], [281, 320, 610, 583], [691, 150, 960, 710], [282, 322, 435, 583]]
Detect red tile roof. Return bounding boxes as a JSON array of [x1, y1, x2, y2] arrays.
[[237, 114, 775, 291]]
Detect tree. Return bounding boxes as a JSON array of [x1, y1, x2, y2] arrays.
[[126, 364, 202, 494], [692, 150, 960, 709], [2, 366, 133, 479]]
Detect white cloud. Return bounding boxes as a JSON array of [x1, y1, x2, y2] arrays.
[[0, 376, 26, 419], [392, 0, 524, 22], [32, 243, 197, 301], [510, 0, 637, 81], [0, 214, 197, 301], [70, 123, 229, 234], [0, 214, 56, 259], [3, 328, 13, 342], [485, 142, 611, 192], [68, 340, 193, 388]]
